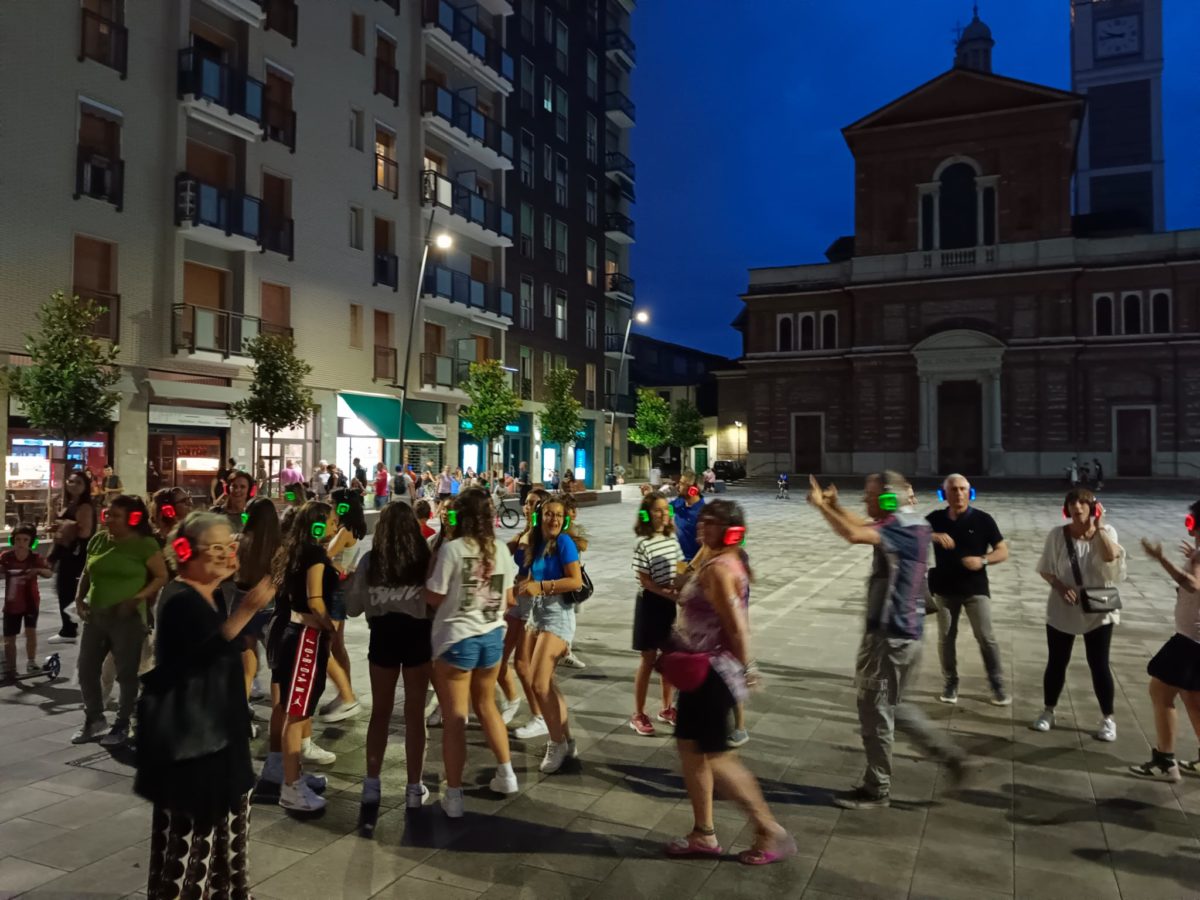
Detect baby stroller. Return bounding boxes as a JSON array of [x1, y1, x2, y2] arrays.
[[777, 473, 790, 500]]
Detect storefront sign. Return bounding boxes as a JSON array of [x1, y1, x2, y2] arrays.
[[421, 424, 448, 439], [148, 405, 231, 429], [11, 438, 106, 448]]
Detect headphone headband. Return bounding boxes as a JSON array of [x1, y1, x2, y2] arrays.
[[8, 530, 39, 551]]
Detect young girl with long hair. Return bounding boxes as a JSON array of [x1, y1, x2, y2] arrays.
[[501, 487, 550, 736], [345, 502, 433, 835], [317, 488, 367, 724], [515, 495, 584, 773], [424, 488, 519, 817], [49, 468, 96, 643], [629, 491, 682, 736], [233, 497, 281, 696]]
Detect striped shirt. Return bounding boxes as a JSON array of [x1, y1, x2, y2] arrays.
[[866, 511, 931, 640], [632, 534, 682, 591]]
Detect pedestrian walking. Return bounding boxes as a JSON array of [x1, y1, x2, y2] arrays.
[[101, 463, 123, 506], [317, 488, 365, 724], [372, 462, 389, 510], [808, 472, 965, 809], [517, 461, 532, 504], [353, 457, 368, 488], [629, 491, 682, 736], [501, 487, 551, 737], [48, 468, 96, 644], [1031, 488, 1126, 740], [927, 474, 1011, 706]]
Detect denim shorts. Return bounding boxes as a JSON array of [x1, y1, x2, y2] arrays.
[[506, 592, 534, 623], [530, 595, 576, 645], [439, 628, 505, 671]]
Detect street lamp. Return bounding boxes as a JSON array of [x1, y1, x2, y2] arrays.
[[609, 309, 649, 485], [397, 211, 452, 471], [734, 421, 743, 464]]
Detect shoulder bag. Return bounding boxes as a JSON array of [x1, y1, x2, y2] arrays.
[[137, 658, 235, 763], [1062, 525, 1122, 614], [565, 565, 593, 605]]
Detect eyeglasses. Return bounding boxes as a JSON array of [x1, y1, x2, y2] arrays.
[[198, 542, 237, 556]]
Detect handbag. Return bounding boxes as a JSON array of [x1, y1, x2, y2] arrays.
[[656, 650, 711, 692], [565, 565, 593, 605], [1062, 525, 1123, 614], [136, 658, 234, 763]]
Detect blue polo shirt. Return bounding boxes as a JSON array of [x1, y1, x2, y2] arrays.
[[671, 495, 705, 561]]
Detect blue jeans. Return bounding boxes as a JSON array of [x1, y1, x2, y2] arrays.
[[374, 495, 387, 509]]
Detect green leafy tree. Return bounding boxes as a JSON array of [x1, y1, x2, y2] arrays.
[[230, 333, 315, 496], [540, 367, 584, 453], [460, 358, 521, 475], [628, 387, 672, 462], [2, 291, 121, 511], [670, 398, 706, 460]]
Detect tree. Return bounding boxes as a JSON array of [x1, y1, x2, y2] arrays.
[[540, 367, 584, 454], [2, 291, 121, 512], [460, 358, 521, 475], [230, 332, 315, 496], [628, 387, 672, 462], [670, 398, 706, 467]]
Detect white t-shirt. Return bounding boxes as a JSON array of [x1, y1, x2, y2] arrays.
[[1036, 524, 1126, 634], [633, 533, 682, 591], [344, 551, 426, 620], [427, 537, 516, 657]]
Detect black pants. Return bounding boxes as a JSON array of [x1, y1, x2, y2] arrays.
[[54, 550, 85, 638], [1043, 623, 1114, 715]]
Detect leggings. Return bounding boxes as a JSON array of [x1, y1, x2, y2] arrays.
[[1043, 623, 1115, 715]]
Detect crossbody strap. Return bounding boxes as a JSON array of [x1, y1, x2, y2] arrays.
[[1062, 525, 1085, 588]]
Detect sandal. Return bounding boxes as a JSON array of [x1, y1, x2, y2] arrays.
[[665, 833, 723, 858], [738, 833, 797, 866]]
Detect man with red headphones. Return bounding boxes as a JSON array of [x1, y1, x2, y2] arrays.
[[671, 470, 706, 564]]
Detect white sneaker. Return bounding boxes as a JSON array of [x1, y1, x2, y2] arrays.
[[441, 789, 464, 818], [279, 779, 327, 813], [490, 769, 519, 795], [319, 697, 361, 723], [561, 651, 586, 669], [1095, 717, 1117, 742], [539, 740, 571, 774], [514, 715, 548, 739], [499, 696, 521, 725], [427, 705, 443, 728], [48, 634, 77, 645], [301, 739, 337, 766], [405, 783, 430, 808], [1030, 709, 1055, 732], [566, 737, 578, 759]]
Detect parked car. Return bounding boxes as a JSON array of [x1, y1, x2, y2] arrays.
[[712, 459, 746, 482]]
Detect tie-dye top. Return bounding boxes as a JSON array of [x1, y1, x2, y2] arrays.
[[675, 551, 749, 701], [866, 510, 932, 640]]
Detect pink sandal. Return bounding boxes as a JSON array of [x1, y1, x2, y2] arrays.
[[665, 833, 723, 858], [738, 833, 797, 866]]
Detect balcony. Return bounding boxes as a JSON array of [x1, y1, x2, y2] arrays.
[[263, 0, 298, 44], [604, 272, 635, 301], [420, 170, 513, 247], [421, 81, 514, 171], [74, 148, 124, 211], [172, 303, 290, 359], [421, 353, 472, 391], [605, 90, 635, 128], [199, 0, 266, 27], [604, 212, 635, 244], [422, 0, 514, 94], [78, 8, 127, 78], [520, 376, 532, 400], [374, 346, 398, 382], [921, 247, 998, 270], [177, 48, 264, 142], [604, 151, 635, 187], [585, 389, 597, 409], [375, 59, 400, 105], [603, 332, 627, 359], [175, 174, 263, 253], [264, 100, 296, 151], [75, 288, 119, 342], [422, 263, 513, 322], [605, 29, 636, 69], [374, 252, 399, 290], [261, 213, 294, 259], [605, 392, 636, 415], [376, 154, 399, 197]]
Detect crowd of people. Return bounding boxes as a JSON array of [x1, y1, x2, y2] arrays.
[[3, 456, 1200, 894]]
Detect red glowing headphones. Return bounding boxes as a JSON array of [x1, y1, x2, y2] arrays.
[[722, 525, 746, 546], [172, 534, 196, 562], [686, 485, 700, 499], [127, 510, 143, 527], [1187, 513, 1196, 532], [1063, 499, 1104, 519], [159, 504, 177, 520]]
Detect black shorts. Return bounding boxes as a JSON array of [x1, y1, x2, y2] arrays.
[[3, 610, 37, 637], [271, 624, 330, 718], [632, 591, 676, 651], [438, 492, 452, 502], [1148, 633, 1200, 692], [675, 669, 736, 754], [368, 613, 433, 669]]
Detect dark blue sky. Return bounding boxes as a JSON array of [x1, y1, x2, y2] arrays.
[[628, 1, 1200, 358]]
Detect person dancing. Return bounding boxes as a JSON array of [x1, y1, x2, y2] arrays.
[[629, 491, 682, 736], [502, 487, 551, 737]]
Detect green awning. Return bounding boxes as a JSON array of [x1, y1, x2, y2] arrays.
[[339, 393, 439, 442]]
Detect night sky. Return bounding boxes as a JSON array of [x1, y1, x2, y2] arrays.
[[628, 1, 1200, 358]]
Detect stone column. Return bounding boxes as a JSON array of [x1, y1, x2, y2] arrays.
[[988, 370, 1005, 475], [916, 374, 933, 475]]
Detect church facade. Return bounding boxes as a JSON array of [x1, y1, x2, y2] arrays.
[[720, 4, 1200, 480]]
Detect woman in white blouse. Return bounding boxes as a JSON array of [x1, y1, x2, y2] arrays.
[[1033, 489, 1126, 740]]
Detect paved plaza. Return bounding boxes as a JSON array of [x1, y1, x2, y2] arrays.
[[0, 484, 1199, 898]]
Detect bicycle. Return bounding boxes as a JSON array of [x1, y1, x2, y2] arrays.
[[497, 497, 521, 529]]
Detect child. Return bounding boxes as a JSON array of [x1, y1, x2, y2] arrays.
[[1, 526, 52, 681], [415, 500, 436, 540], [629, 492, 682, 735]]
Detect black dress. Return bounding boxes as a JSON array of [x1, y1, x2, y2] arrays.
[[134, 581, 254, 828]]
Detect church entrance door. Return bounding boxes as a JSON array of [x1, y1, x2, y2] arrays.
[[937, 380, 983, 474]]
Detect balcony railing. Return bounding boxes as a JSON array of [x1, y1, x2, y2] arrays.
[[374, 346, 397, 382], [604, 151, 636, 182], [78, 8, 127, 78], [421, 170, 512, 238], [262, 214, 294, 259], [74, 147, 124, 210], [423, 263, 513, 318], [376, 154, 399, 196], [605, 29, 636, 65], [605, 272, 635, 297], [75, 287, 119, 342], [375, 59, 400, 104], [178, 48, 264, 124], [585, 389, 597, 409], [422, 0, 514, 83], [264, 100, 296, 151], [377, 0, 401, 11], [605, 90, 636, 124], [172, 303, 290, 357], [374, 252, 399, 289], [604, 332, 626, 353], [520, 376, 533, 400], [264, 0, 298, 44], [421, 353, 471, 389], [921, 247, 998, 269], [605, 392, 636, 415], [175, 173, 263, 242], [420, 81, 513, 161], [604, 212, 635, 240]]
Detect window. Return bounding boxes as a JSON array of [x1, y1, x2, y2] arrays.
[[520, 57, 535, 112], [1122, 293, 1142, 335], [72, 235, 118, 340], [264, 68, 295, 150], [520, 346, 533, 398], [261, 282, 291, 330], [555, 20, 569, 71], [778, 316, 793, 352], [586, 113, 598, 163], [519, 129, 534, 186], [543, 213, 553, 249], [556, 355, 567, 371], [349, 108, 364, 150], [1094, 294, 1114, 336], [554, 220, 568, 273], [349, 303, 363, 348], [543, 7, 554, 42], [982, 186, 997, 245], [349, 206, 363, 249], [519, 203, 534, 257], [920, 193, 935, 251], [938, 162, 978, 250], [555, 87, 568, 140], [519, 0, 534, 41], [374, 125, 398, 194], [519, 276, 534, 330], [543, 76, 553, 112], [799, 314, 815, 351], [543, 283, 552, 317], [586, 238, 598, 287], [76, 101, 123, 208], [822, 313, 837, 350], [585, 177, 597, 225], [585, 363, 596, 407], [543, 144, 553, 180], [79, 0, 127, 76], [605, 368, 615, 395], [1151, 291, 1171, 334], [586, 50, 598, 100], [351, 13, 365, 53], [555, 153, 568, 206], [585, 302, 597, 348]]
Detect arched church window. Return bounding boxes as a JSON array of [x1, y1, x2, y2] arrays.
[[938, 163, 978, 249], [821, 313, 837, 350], [778, 317, 793, 351], [1152, 292, 1171, 334], [1123, 294, 1142, 335], [1094, 295, 1113, 336], [799, 314, 815, 351]]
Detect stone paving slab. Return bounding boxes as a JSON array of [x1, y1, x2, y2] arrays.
[[1, 485, 1199, 897]]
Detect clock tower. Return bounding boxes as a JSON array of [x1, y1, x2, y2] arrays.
[[1070, 0, 1165, 231]]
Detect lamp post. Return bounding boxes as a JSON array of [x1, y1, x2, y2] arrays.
[[609, 309, 648, 484], [397, 210, 451, 472], [734, 420, 743, 465]]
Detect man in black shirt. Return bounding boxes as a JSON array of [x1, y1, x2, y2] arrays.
[[926, 474, 1010, 706]]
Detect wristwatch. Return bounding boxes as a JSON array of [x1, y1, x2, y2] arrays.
[[979, 558, 988, 568]]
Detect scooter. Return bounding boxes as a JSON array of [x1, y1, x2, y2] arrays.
[[3, 654, 62, 684]]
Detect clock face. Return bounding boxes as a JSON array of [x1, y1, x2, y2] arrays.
[[1095, 14, 1141, 59]]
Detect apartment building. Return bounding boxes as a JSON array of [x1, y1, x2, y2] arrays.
[[503, 0, 637, 487]]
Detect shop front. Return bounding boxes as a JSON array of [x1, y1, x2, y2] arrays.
[[502, 413, 534, 477], [337, 393, 438, 482], [6, 428, 112, 525], [147, 405, 229, 500], [404, 399, 447, 473]]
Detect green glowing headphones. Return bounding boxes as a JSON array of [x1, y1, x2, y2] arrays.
[[446, 510, 458, 527], [311, 521, 327, 539], [878, 492, 899, 512], [285, 489, 297, 503], [638, 510, 650, 523], [240, 512, 249, 526], [336, 502, 350, 517], [7, 532, 38, 550]]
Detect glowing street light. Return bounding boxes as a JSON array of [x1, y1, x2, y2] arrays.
[[610, 309, 648, 483]]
